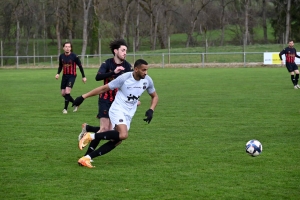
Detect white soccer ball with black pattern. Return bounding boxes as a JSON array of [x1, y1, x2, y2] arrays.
[[245, 139, 262, 157]]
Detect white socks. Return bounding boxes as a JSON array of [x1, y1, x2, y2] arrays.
[[90, 133, 95, 140]]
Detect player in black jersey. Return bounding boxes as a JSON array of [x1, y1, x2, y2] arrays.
[[55, 42, 87, 114], [77, 39, 133, 157], [279, 40, 300, 89]]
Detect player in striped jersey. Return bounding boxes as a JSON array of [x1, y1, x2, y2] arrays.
[[279, 40, 300, 89], [55, 42, 87, 114]]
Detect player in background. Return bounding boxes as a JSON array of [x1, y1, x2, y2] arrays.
[[73, 59, 159, 168], [78, 39, 132, 157], [279, 40, 300, 89], [55, 42, 87, 114]]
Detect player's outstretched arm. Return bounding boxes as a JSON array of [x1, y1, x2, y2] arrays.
[[72, 84, 110, 107], [82, 84, 110, 99]]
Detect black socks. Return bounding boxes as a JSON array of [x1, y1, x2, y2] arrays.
[[63, 93, 74, 109], [86, 125, 100, 133], [64, 93, 74, 103], [89, 140, 120, 158], [295, 74, 299, 85], [84, 128, 119, 155], [64, 95, 69, 109], [85, 139, 101, 155], [95, 130, 120, 140], [291, 75, 296, 85], [84, 131, 121, 159]]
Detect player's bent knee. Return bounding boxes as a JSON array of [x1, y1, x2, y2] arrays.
[[100, 127, 110, 132], [119, 133, 128, 140]]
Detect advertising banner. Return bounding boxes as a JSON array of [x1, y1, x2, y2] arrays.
[[264, 52, 300, 65]]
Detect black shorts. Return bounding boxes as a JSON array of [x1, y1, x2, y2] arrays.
[[97, 100, 112, 119], [286, 63, 299, 72], [61, 75, 76, 89]]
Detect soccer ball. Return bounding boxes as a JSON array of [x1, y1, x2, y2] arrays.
[[245, 139, 262, 157]]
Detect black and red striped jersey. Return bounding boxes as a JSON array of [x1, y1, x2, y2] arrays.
[[57, 53, 85, 77], [279, 47, 300, 63], [95, 58, 132, 102]]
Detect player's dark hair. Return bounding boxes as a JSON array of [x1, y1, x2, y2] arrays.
[[63, 42, 72, 52], [134, 59, 148, 68], [109, 39, 128, 55]]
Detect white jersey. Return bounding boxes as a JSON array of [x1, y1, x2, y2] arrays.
[[108, 72, 155, 118]]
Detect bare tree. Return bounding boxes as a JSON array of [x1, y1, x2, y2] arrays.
[[0, 5, 11, 41], [0, 0, 298, 57], [285, 0, 291, 44], [135, 0, 140, 51], [54, 1, 61, 56], [227, 0, 255, 45], [93, 0, 119, 40], [152, 5, 160, 49], [244, 0, 250, 45], [140, 0, 163, 50], [11, 0, 22, 64], [156, 0, 174, 49], [20, 0, 38, 60], [219, 0, 234, 46], [121, 0, 134, 39], [15, 17, 20, 63], [81, 0, 92, 60], [66, 0, 73, 42], [91, 0, 101, 55], [185, 0, 211, 48], [262, 0, 268, 43], [102, 0, 134, 43]]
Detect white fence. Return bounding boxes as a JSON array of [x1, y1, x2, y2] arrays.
[[0, 52, 284, 69]]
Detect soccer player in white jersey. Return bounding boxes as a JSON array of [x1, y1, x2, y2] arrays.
[[72, 59, 159, 168]]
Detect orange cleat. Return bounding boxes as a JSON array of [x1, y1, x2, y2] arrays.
[[78, 132, 92, 150], [78, 156, 94, 168]]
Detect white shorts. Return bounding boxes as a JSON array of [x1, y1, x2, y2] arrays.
[[109, 106, 132, 131]]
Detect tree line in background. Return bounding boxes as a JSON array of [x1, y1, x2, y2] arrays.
[[0, 0, 299, 58]]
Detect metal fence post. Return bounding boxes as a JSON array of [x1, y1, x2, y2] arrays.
[[202, 53, 204, 68], [162, 53, 164, 68], [86, 55, 89, 68], [244, 52, 246, 67], [1, 40, 3, 67]]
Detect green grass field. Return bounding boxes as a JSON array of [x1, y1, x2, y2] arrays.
[[0, 67, 299, 199]]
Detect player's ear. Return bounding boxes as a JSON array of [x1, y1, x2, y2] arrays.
[[113, 49, 118, 55]]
